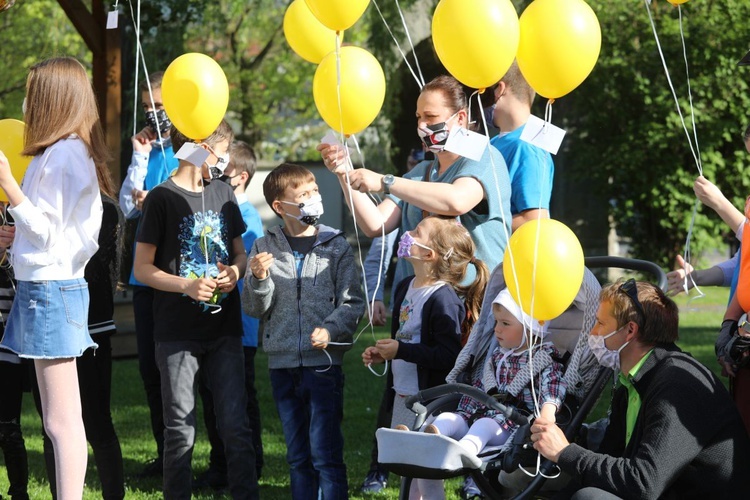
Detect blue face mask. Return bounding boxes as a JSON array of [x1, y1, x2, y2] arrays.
[[587, 326, 629, 372], [482, 104, 496, 128]]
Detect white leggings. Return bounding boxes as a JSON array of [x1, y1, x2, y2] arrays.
[[431, 412, 509, 455]]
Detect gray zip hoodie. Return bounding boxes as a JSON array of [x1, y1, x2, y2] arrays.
[[242, 224, 365, 369]]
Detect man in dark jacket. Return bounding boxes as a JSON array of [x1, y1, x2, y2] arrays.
[[531, 280, 750, 499]]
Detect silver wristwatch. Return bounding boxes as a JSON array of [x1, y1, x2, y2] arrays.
[[382, 174, 395, 195]]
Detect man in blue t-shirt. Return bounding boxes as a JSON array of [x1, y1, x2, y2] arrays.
[[489, 61, 555, 231], [118, 71, 179, 477]]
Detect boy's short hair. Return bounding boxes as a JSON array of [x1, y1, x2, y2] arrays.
[[599, 281, 679, 345], [263, 163, 316, 216], [229, 141, 257, 188], [500, 60, 535, 107], [170, 119, 234, 155], [139, 71, 164, 93]]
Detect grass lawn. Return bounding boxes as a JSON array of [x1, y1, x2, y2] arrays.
[[0, 287, 730, 499]]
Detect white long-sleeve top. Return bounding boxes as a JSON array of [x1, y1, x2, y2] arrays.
[[8, 135, 102, 281]]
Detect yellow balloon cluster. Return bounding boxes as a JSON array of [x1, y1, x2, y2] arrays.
[[0, 119, 31, 202], [313, 47, 386, 136], [516, 0, 601, 99], [503, 219, 584, 321], [432, 0, 520, 90], [284, 0, 340, 64], [304, 0, 370, 32], [161, 53, 229, 141]]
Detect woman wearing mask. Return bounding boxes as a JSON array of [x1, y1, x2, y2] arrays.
[[318, 75, 512, 289]]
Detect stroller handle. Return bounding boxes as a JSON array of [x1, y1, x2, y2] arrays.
[[404, 383, 530, 426], [584, 256, 668, 292]]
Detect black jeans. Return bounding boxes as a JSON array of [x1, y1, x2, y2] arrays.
[[34, 333, 125, 500], [0, 359, 29, 500], [133, 285, 164, 458], [199, 346, 264, 478]]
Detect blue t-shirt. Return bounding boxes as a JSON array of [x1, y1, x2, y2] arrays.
[[390, 145, 512, 288], [490, 124, 554, 215], [235, 196, 264, 348]]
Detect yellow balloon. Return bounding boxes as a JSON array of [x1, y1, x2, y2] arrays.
[[284, 0, 341, 64], [313, 46, 385, 136], [432, 0, 520, 90], [0, 119, 31, 202], [516, 0, 601, 99], [162, 53, 229, 141], [503, 219, 584, 321], [666, 0, 689, 4], [304, 0, 370, 32]]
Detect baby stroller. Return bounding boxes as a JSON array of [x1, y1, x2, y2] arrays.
[[376, 256, 668, 499]]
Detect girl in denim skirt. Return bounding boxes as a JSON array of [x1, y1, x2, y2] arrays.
[[0, 57, 110, 499]]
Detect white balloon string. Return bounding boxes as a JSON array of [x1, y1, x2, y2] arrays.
[[683, 199, 705, 303], [371, 0, 424, 89], [477, 90, 521, 317], [678, 5, 702, 174], [394, 0, 425, 87], [334, 33, 347, 146], [367, 360, 389, 377], [126, 0, 168, 173], [642, 0, 701, 174]]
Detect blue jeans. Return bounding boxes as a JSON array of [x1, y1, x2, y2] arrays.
[[270, 366, 348, 500], [156, 336, 258, 500]]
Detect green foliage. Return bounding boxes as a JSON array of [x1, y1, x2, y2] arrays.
[[0, 0, 89, 118], [557, 0, 750, 266]]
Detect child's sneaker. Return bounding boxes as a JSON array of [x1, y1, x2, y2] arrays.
[[424, 424, 440, 434], [360, 470, 388, 494], [394, 424, 410, 431]]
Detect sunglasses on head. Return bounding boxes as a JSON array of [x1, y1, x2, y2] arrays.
[[618, 278, 646, 327]]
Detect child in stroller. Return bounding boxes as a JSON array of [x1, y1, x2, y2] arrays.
[[417, 288, 566, 460]]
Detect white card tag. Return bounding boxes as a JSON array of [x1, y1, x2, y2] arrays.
[[320, 130, 343, 147], [174, 143, 210, 168], [444, 127, 488, 162], [519, 115, 566, 155], [106, 10, 118, 29]]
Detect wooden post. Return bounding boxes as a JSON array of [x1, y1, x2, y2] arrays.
[[57, 0, 121, 186]]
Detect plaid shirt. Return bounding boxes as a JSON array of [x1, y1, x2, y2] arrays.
[[456, 342, 566, 430]]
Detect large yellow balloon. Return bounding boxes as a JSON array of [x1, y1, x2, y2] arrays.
[[304, 0, 370, 32], [432, 0, 520, 90], [313, 46, 385, 136], [162, 53, 229, 141], [284, 0, 340, 64], [516, 0, 601, 99], [0, 119, 31, 202], [666, 0, 689, 4], [503, 219, 584, 321]]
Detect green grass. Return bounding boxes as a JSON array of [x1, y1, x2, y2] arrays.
[[0, 289, 730, 498]]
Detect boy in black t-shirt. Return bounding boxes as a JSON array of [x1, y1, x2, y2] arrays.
[[134, 121, 258, 499]]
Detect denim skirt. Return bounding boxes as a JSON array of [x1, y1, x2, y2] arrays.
[[0, 278, 97, 359]]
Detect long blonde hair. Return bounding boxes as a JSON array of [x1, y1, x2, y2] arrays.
[[22, 57, 114, 197], [424, 216, 489, 344]]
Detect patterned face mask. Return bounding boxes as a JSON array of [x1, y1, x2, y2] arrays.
[[281, 194, 325, 226], [417, 111, 458, 153], [396, 231, 433, 260]]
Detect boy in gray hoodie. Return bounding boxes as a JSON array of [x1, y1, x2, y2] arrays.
[[242, 163, 364, 499]]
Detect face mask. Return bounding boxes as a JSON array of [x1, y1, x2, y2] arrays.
[[207, 153, 230, 180], [417, 111, 459, 153], [145, 108, 172, 136], [397, 231, 433, 259], [482, 104, 496, 128], [588, 326, 629, 371], [22, 98, 27, 115], [281, 194, 324, 226], [218, 173, 240, 186]]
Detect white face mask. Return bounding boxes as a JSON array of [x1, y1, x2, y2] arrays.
[[281, 194, 324, 226], [588, 325, 629, 372]]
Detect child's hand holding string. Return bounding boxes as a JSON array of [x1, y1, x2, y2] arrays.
[[185, 277, 217, 303], [215, 262, 239, 292], [374, 339, 399, 360], [362, 346, 385, 366], [0, 223, 15, 249], [311, 328, 330, 349]]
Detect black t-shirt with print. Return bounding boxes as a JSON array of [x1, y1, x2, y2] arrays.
[[137, 178, 246, 342]]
